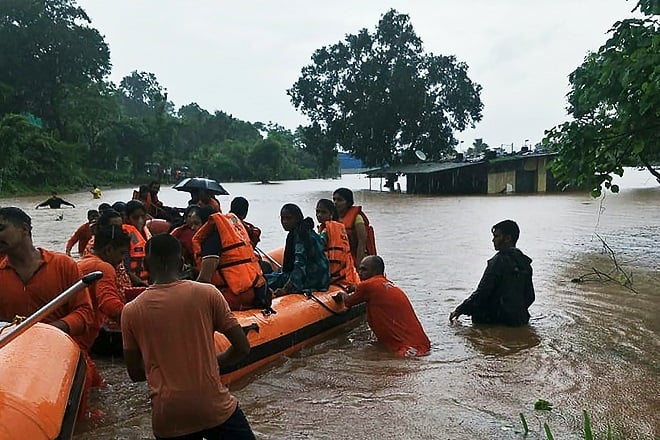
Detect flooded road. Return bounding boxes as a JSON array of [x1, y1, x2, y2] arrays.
[[2, 171, 658, 439]]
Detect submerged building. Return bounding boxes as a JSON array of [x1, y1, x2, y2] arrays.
[[367, 151, 558, 195]]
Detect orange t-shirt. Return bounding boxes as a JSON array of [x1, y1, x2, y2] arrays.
[[0, 249, 93, 337], [121, 280, 240, 438], [66, 222, 93, 256], [345, 275, 430, 357], [76, 254, 124, 351]]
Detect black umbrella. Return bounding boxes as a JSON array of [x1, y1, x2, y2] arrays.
[[173, 177, 229, 195]]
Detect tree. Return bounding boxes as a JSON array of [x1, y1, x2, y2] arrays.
[[297, 123, 339, 177], [0, 0, 110, 128], [467, 138, 490, 157], [544, 0, 660, 196], [249, 138, 284, 183], [288, 9, 482, 167], [118, 71, 173, 118]]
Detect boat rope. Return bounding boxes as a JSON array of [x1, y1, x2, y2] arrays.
[[302, 290, 345, 316]]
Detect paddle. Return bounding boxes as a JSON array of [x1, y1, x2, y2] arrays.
[[0, 271, 103, 350]]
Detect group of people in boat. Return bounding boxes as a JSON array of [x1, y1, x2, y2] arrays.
[[0, 182, 535, 439]]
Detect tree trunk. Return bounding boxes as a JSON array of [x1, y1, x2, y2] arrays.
[[640, 155, 660, 184]]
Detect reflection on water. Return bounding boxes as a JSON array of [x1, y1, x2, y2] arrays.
[[1, 170, 659, 439]]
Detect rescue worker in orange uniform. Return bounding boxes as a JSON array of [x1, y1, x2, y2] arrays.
[[193, 212, 267, 310]]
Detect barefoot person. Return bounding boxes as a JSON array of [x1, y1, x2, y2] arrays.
[[122, 234, 254, 439], [449, 220, 535, 326]]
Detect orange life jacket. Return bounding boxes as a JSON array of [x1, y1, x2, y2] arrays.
[[320, 221, 360, 286], [192, 213, 264, 294], [341, 205, 377, 258], [122, 223, 151, 283]]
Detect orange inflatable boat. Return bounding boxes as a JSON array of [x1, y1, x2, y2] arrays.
[[93, 248, 366, 384], [0, 323, 86, 440]]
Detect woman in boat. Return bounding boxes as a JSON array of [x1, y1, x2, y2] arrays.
[[315, 199, 360, 288], [170, 205, 202, 268], [332, 187, 377, 269], [265, 204, 330, 296], [123, 200, 152, 287]]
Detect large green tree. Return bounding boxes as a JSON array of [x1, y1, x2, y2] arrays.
[[0, 0, 110, 129], [544, 0, 660, 196], [288, 9, 483, 167], [119, 71, 173, 118]]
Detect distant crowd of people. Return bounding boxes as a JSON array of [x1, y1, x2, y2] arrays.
[[0, 182, 535, 439]]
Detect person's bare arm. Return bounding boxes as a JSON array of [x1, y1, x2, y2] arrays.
[[216, 324, 250, 367], [197, 256, 219, 283], [124, 349, 146, 382]]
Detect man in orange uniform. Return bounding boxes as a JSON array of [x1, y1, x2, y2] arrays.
[[342, 255, 430, 357], [77, 224, 130, 386], [122, 235, 254, 439], [0, 207, 95, 417], [66, 209, 99, 257], [0, 207, 93, 337]]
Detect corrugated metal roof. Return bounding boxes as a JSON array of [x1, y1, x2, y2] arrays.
[[366, 161, 483, 175]]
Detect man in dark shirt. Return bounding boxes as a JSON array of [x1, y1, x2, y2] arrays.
[[450, 220, 535, 326], [35, 191, 75, 209]]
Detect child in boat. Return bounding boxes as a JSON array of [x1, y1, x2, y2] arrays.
[[315, 199, 360, 288], [265, 204, 330, 296]]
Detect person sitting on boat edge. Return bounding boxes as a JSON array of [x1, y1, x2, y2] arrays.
[[123, 200, 152, 287], [170, 205, 202, 269], [265, 204, 330, 297], [35, 191, 75, 209], [77, 225, 130, 390], [339, 255, 431, 357], [230, 196, 261, 248], [121, 234, 255, 440], [315, 198, 360, 288], [193, 211, 269, 311], [332, 187, 377, 268], [65, 209, 99, 257], [449, 220, 535, 326]]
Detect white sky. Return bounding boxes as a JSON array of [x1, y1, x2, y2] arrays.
[[77, 0, 638, 152]]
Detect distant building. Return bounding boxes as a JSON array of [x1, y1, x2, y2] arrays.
[[338, 152, 367, 174], [366, 152, 558, 195]]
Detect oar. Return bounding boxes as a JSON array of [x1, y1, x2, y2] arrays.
[[255, 246, 282, 269], [0, 271, 103, 350]]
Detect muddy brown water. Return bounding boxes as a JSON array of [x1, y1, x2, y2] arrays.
[[2, 171, 658, 439]]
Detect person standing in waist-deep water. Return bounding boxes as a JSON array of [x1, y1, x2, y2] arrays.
[[35, 191, 75, 209], [450, 219, 535, 326], [340, 255, 430, 357], [332, 187, 376, 269], [66, 209, 100, 257], [264, 204, 330, 297], [121, 234, 255, 440]]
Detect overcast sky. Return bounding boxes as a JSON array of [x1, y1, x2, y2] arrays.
[[77, 0, 638, 152]]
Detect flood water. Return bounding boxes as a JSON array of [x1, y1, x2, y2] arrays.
[[2, 171, 658, 439]]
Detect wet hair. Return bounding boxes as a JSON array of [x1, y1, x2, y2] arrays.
[[149, 180, 160, 189], [492, 219, 520, 244], [333, 188, 354, 207], [94, 225, 130, 252], [97, 209, 122, 227], [0, 207, 31, 227], [316, 198, 339, 221], [230, 197, 249, 219], [98, 203, 112, 212], [197, 206, 215, 224], [125, 200, 146, 217], [87, 209, 99, 221], [138, 184, 150, 195], [146, 234, 182, 269], [111, 201, 127, 213]]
